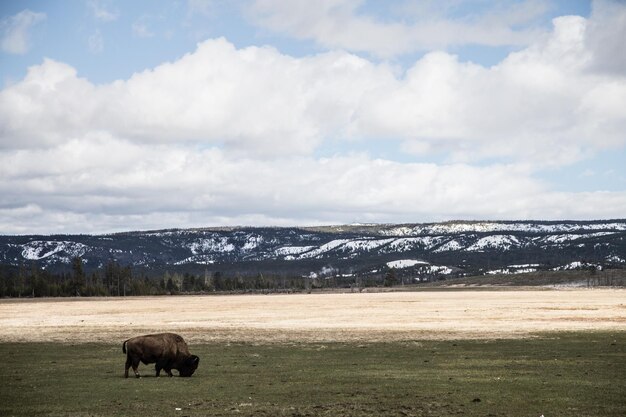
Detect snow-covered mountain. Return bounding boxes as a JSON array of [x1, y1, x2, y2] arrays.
[[1, 220, 625, 278]]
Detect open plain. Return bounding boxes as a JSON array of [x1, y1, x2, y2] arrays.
[[1, 289, 625, 343], [2, 289, 626, 416]]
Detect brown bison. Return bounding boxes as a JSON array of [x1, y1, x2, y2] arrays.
[[123, 333, 199, 378]]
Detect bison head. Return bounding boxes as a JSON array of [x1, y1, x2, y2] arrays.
[[179, 355, 200, 377]]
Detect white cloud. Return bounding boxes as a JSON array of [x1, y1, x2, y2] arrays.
[[2, 138, 625, 234], [88, 1, 119, 22], [1, 9, 46, 55], [1, 1, 625, 233], [349, 12, 626, 166], [585, 0, 626, 75], [246, 0, 548, 58], [2, 9, 624, 165], [88, 29, 104, 53], [0, 40, 392, 155], [132, 22, 155, 38], [187, 0, 216, 17]]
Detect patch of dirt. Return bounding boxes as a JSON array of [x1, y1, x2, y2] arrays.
[[1, 290, 625, 343]]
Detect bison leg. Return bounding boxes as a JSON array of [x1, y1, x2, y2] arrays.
[[164, 366, 173, 377], [124, 356, 131, 378], [131, 357, 141, 378], [125, 355, 141, 378], [156, 359, 171, 377]]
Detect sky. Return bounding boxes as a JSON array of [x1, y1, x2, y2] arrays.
[[0, 0, 625, 235]]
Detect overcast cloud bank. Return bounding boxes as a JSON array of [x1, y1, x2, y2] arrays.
[[0, 0, 625, 234]]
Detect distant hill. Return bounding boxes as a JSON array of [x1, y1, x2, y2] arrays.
[[1, 220, 625, 282]]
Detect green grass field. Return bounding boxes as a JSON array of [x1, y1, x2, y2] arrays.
[[1, 332, 625, 417]]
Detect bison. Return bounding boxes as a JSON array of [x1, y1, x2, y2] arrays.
[[122, 333, 199, 378]]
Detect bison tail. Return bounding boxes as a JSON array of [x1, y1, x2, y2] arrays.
[[122, 340, 127, 354]]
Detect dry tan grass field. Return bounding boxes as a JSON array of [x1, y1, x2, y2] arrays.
[[1, 289, 625, 343]]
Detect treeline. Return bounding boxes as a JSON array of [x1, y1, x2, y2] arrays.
[[0, 258, 158, 298], [0, 258, 364, 298]]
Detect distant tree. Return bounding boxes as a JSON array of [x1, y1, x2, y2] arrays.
[[166, 278, 176, 294], [17, 264, 27, 297], [203, 269, 214, 291], [32, 267, 49, 297], [182, 273, 195, 292], [255, 273, 266, 290], [234, 273, 245, 290], [384, 268, 397, 287], [121, 266, 132, 296], [213, 271, 223, 291], [172, 273, 183, 292], [1, 266, 15, 296], [71, 257, 86, 296], [105, 260, 119, 295]]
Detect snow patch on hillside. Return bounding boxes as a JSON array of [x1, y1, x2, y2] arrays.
[[606, 255, 625, 263], [242, 235, 263, 251], [386, 259, 453, 275], [486, 267, 537, 275], [189, 238, 235, 254], [22, 241, 88, 260], [275, 246, 315, 256], [426, 265, 453, 275], [386, 259, 429, 269], [174, 255, 215, 265], [381, 222, 626, 236], [384, 237, 447, 252], [298, 239, 352, 259], [541, 234, 582, 244], [433, 239, 464, 252], [466, 235, 520, 251], [553, 261, 602, 271], [342, 238, 395, 252]]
